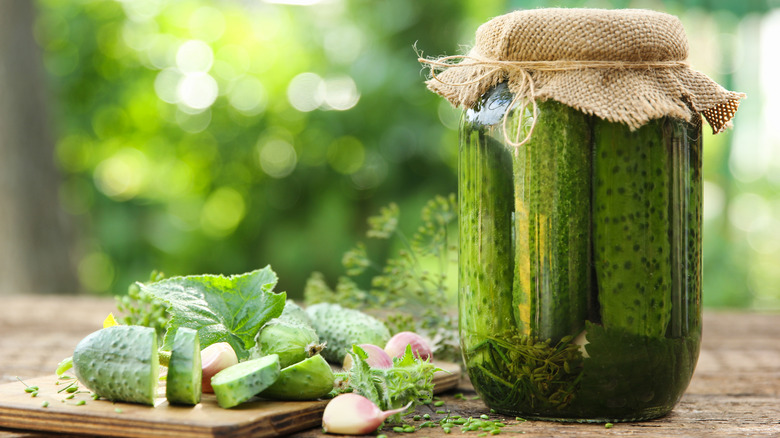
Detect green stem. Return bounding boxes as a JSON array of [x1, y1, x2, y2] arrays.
[[55, 356, 73, 376], [393, 230, 434, 298]]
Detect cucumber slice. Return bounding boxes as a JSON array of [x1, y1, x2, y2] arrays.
[[211, 354, 281, 408], [72, 325, 159, 406], [166, 327, 202, 405], [259, 354, 334, 401]]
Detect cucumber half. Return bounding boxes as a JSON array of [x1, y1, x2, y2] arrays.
[[211, 354, 281, 408], [259, 353, 334, 401], [166, 327, 202, 405], [72, 325, 159, 406]]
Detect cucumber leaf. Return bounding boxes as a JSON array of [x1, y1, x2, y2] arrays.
[[139, 266, 286, 360]]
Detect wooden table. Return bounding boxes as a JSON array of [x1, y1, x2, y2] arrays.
[[1, 295, 778, 437]]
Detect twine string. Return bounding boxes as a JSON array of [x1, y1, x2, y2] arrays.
[[419, 54, 689, 148]]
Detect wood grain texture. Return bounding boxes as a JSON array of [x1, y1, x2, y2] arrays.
[[0, 296, 460, 437], [0, 374, 329, 438], [0, 367, 459, 438], [0, 363, 460, 438], [1, 296, 779, 437]]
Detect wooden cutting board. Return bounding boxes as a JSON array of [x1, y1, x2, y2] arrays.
[[0, 363, 460, 438]]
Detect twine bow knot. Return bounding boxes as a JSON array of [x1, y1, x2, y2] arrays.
[[419, 54, 690, 148]]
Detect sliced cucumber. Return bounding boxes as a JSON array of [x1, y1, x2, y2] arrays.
[[211, 354, 281, 408], [166, 327, 202, 405], [258, 354, 334, 401], [72, 325, 159, 406]]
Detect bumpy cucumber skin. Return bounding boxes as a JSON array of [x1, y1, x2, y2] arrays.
[[306, 303, 390, 364], [278, 300, 313, 327], [666, 119, 703, 339], [211, 354, 281, 408], [73, 325, 159, 406], [684, 122, 703, 337], [459, 89, 590, 349], [259, 354, 334, 400], [255, 319, 319, 368], [512, 99, 591, 342], [593, 117, 672, 338], [166, 327, 202, 406], [459, 101, 516, 351]]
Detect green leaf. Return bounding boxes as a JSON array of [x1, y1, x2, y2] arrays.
[[395, 344, 416, 367], [139, 266, 286, 361], [345, 345, 382, 407]]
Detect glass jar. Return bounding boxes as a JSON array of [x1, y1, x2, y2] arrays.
[[458, 82, 702, 422]]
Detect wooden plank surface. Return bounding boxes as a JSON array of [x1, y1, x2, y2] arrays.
[[0, 365, 459, 438], [1, 295, 779, 437]]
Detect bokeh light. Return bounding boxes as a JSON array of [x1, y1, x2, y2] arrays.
[[287, 72, 325, 112], [327, 136, 365, 174], [228, 76, 267, 115], [201, 187, 246, 237], [258, 139, 298, 178], [176, 40, 213, 73], [78, 251, 115, 293], [29, 0, 779, 310], [323, 76, 360, 111], [93, 148, 150, 201], [177, 72, 219, 110]]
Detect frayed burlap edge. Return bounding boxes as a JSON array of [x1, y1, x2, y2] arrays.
[[425, 61, 744, 134], [421, 8, 745, 134]]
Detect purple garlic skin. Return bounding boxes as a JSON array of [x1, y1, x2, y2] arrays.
[[384, 331, 433, 361], [200, 342, 238, 393], [342, 344, 393, 370], [322, 393, 409, 435]]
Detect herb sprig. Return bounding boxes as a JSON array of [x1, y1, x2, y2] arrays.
[[304, 194, 460, 362], [338, 344, 441, 424], [114, 270, 170, 342]]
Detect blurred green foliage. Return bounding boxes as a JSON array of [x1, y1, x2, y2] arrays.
[[34, 0, 778, 309], [35, 0, 468, 297]]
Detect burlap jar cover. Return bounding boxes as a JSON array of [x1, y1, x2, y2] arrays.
[[420, 8, 744, 143]]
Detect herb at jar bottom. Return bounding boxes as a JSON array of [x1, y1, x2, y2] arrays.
[[465, 331, 584, 412]]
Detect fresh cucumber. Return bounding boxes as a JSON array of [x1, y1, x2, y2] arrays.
[[254, 319, 322, 368], [211, 354, 281, 408], [278, 300, 313, 327], [592, 117, 672, 338], [259, 354, 334, 400], [166, 327, 201, 405], [305, 303, 390, 364], [72, 325, 159, 406]]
